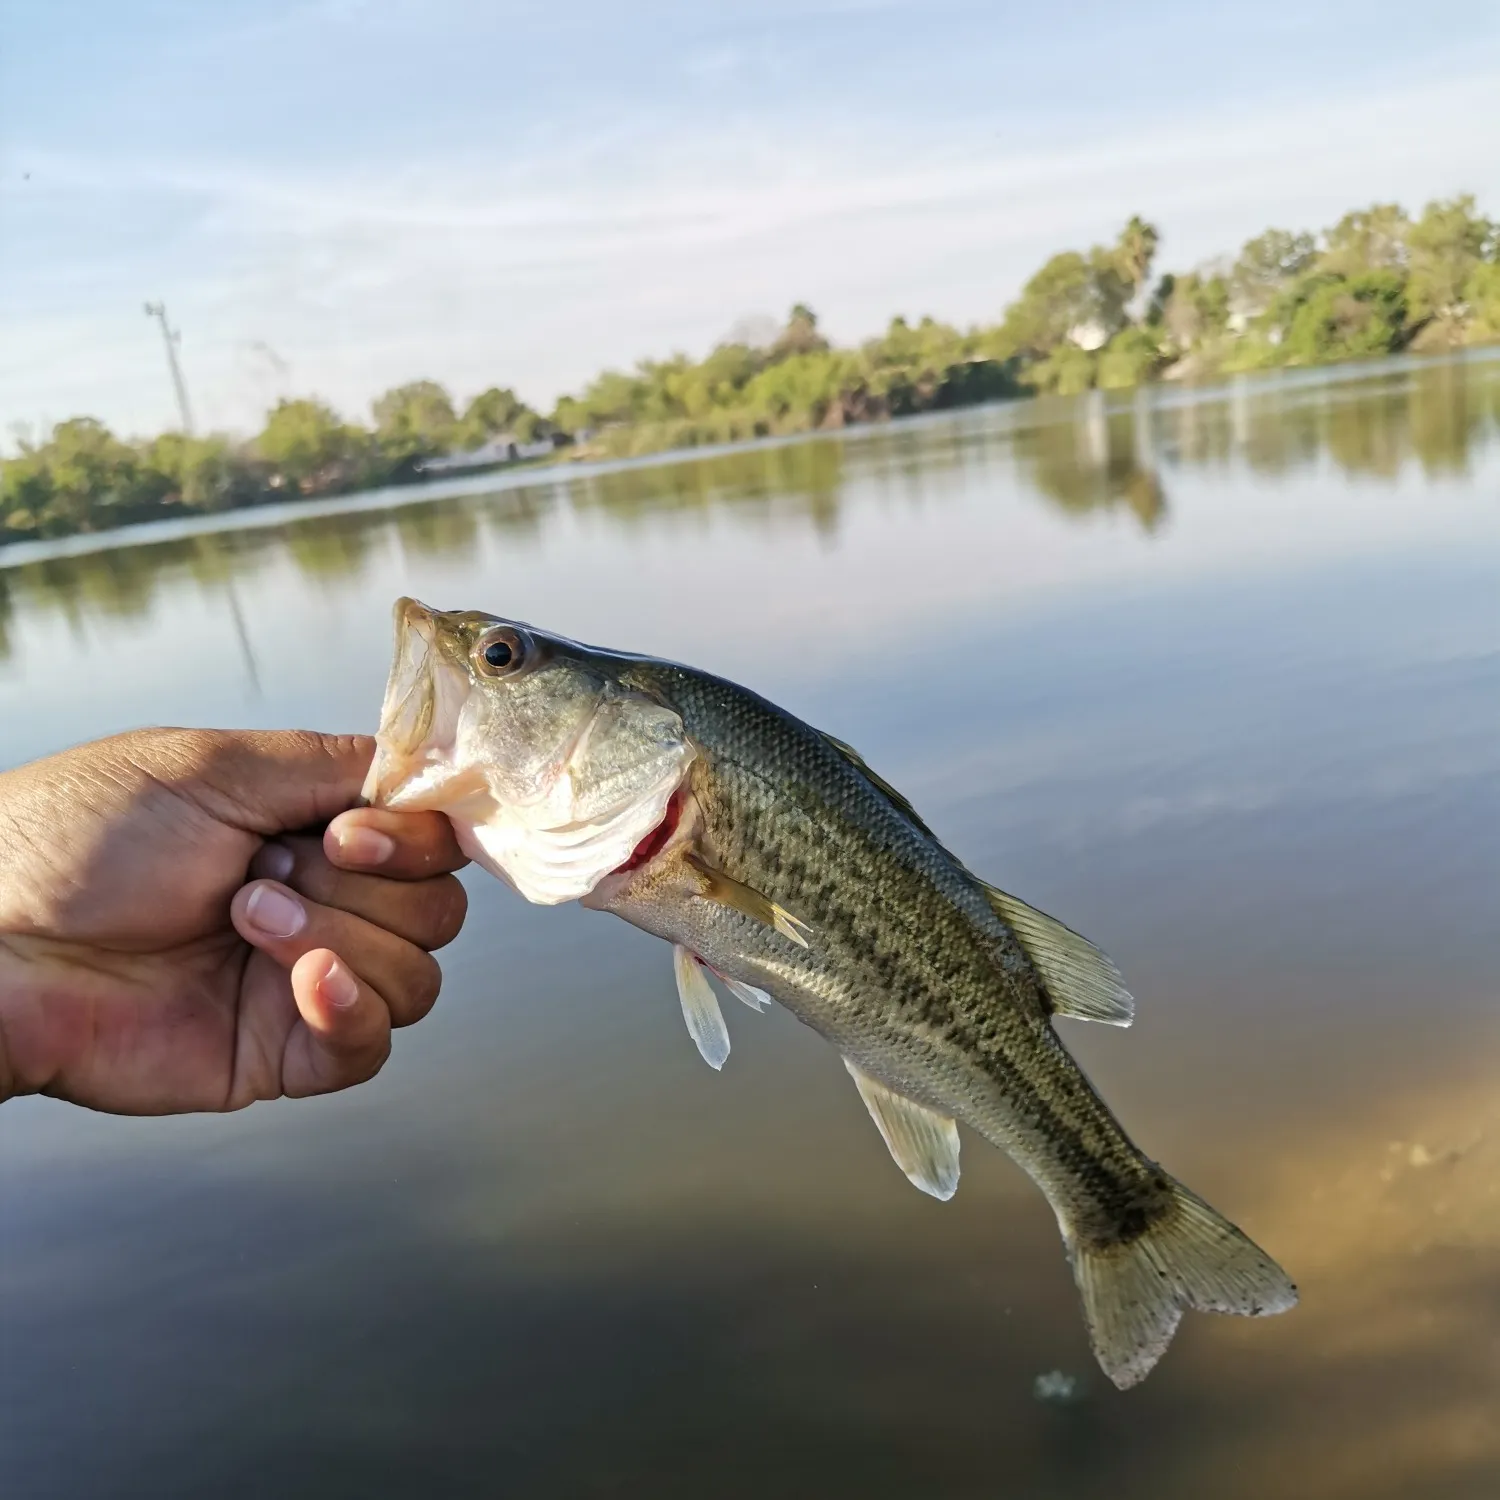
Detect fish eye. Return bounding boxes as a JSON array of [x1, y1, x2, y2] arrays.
[[475, 626, 526, 677]]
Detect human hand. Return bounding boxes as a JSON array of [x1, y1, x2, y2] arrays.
[[0, 728, 468, 1113]]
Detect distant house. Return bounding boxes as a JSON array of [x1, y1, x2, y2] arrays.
[[415, 433, 558, 476]]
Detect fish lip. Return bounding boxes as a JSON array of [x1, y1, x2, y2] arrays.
[[363, 599, 448, 805], [386, 608, 439, 755]]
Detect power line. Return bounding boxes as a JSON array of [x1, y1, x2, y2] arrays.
[[143, 301, 195, 435]]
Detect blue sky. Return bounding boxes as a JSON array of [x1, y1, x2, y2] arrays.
[[3, 0, 1499, 441]]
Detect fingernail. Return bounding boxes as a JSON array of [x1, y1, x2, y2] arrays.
[[318, 959, 360, 1010], [246, 883, 306, 939], [335, 825, 396, 867], [255, 842, 295, 882]]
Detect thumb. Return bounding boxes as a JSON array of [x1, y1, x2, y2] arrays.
[[172, 730, 375, 835]]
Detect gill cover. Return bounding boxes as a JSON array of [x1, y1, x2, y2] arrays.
[[365, 597, 695, 905]]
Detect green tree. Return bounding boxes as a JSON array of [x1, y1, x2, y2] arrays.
[[1405, 195, 1496, 335], [0, 448, 53, 537], [1321, 203, 1410, 275], [1281, 271, 1408, 364], [1231, 229, 1317, 317], [1463, 262, 1500, 343], [371, 380, 458, 464], [458, 386, 547, 447], [143, 432, 256, 512], [6, 188, 1498, 548], [772, 303, 828, 359], [1028, 343, 1097, 395], [996, 221, 1151, 365], [1097, 327, 1166, 388], [1113, 216, 1160, 299], [34, 419, 170, 533], [1162, 271, 1231, 352], [256, 398, 367, 493]]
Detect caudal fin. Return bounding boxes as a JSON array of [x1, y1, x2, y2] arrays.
[[1069, 1179, 1297, 1389]]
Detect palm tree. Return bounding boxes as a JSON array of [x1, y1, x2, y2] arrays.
[[1115, 216, 1160, 297]]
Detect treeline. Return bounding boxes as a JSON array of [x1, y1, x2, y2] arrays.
[[5, 351, 1499, 663], [4, 194, 1498, 545], [0, 382, 559, 543]]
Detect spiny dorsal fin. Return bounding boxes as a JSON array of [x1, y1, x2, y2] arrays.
[[817, 731, 939, 841], [980, 885, 1135, 1027], [844, 1059, 960, 1200]]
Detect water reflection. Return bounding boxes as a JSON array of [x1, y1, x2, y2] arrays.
[[1013, 392, 1168, 529], [2, 351, 1499, 1499], [3, 354, 1497, 664]]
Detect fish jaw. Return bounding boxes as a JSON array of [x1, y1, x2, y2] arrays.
[[362, 598, 477, 809], [365, 596, 698, 906]]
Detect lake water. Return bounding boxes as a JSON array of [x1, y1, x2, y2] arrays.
[[2, 353, 1499, 1499]]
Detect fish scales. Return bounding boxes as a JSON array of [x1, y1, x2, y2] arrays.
[[364, 597, 1297, 1388], [620, 659, 1165, 1232]]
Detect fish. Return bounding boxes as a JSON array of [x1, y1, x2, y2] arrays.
[[363, 596, 1297, 1388]]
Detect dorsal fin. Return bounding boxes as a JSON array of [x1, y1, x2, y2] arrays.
[[818, 731, 939, 840], [816, 730, 1132, 1028], [980, 884, 1135, 1027]]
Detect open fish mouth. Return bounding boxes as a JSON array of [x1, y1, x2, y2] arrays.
[[361, 597, 471, 807], [361, 596, 697, 904], [383, 599, 439, 755]]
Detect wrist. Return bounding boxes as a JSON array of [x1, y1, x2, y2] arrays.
[[0, 935, 71, 1106], [0, 938, 30, 1105]]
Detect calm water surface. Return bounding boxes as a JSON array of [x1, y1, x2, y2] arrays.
[[2, 355, 1499, 1499]]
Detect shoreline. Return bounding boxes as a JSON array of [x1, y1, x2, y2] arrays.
[[4, 343, 1498, 572]]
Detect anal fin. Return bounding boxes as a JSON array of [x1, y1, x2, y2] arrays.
[[673, 944, 731, 1070], [844, 1060, 960, 1201]]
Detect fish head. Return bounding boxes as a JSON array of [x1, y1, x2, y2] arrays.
[[363, 597, 693, 904]]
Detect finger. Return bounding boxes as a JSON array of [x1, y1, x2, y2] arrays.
[[158, 730, 375, 836], [231, 880, 443, 1028], [324, 807, 469, 879], [282, 948, 393, 1098], [249, 838, 466, 951]]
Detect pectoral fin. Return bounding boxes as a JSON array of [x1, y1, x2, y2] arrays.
[[684, 852, 812, 949], [673, 944, 730, 1070], [844, 1060, 960, 1201], [980, 883, 1135, 1027]]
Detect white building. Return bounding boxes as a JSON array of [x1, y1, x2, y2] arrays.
[[416, 434, 556, 475]]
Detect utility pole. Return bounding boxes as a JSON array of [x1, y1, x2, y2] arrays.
[[143, 301, 194, 435]]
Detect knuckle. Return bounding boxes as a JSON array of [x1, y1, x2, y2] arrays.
[[139, 727, 224, 783], [283, 843, 336, 902], [407, 954, 443, 1019], [430, 878, 468, 948], [358, 1035, 394, 1083]]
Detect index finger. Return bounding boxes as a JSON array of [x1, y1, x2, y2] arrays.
[[324, 807, 470, 879]]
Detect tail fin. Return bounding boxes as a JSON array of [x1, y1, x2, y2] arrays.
[[1070, 1179, 1297, 1389]]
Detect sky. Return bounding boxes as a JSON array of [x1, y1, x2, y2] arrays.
[[3, 0, 1499, 442]]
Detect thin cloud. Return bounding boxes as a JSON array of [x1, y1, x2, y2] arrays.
[[3, 54, 1498, 440]]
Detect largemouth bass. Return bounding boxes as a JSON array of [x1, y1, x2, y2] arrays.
[[364, 597, 1296, 1388]]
